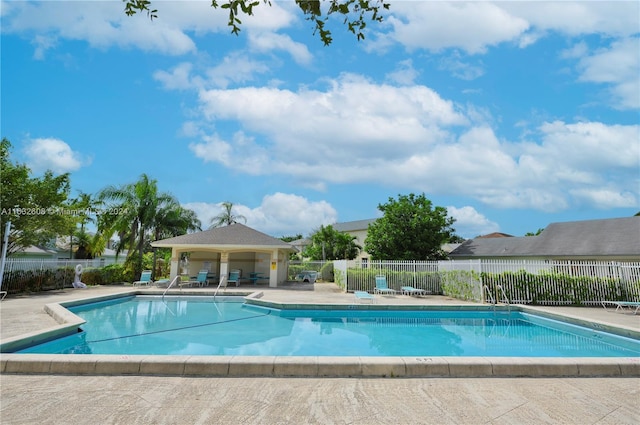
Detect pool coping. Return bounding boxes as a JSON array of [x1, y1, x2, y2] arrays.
[[1, 290, 639, 378]]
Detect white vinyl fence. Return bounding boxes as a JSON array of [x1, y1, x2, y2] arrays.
[[3, 258, 122, 273], [344, 259, 640, 305], [1, 257, 126, 293]]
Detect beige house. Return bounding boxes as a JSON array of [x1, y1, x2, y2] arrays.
[[152, 223, 295, 287], [332, 219, 377, 261]]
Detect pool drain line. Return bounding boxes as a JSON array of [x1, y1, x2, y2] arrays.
[[85, 310, 272, 344]]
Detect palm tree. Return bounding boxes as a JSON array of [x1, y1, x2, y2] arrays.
[[151, 202, 201, 278], [154, 204, 201, 241], [97, 174, 179, 276], [304, 225, 361, 260], [209, 201, 246, 228], [68, 191, 106, 259]]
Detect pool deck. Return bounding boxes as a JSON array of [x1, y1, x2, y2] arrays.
[[1, 283, 639, 424]]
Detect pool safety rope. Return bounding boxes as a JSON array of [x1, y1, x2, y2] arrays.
[[85, 310, 272, 344]]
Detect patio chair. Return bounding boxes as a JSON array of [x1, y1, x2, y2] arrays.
[[401, 286, 426, 296], [354, 291, 376, 304], [191, 270, 209, 287], [227, 270, 240, 287], [601, 301, 640, 315], [374, 275, 396, 295], [154, 278, 171, 288], [133, 270, 153, 286]]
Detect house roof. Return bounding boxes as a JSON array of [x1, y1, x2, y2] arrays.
[[332, 219, 377, 232], [20, 245, 58, 255], [441, 243, 462, 254], [290, 238, 310, 246], [152, 223, 294, 249], [450, 217, 640, 258], [476, 232, 514, 238]]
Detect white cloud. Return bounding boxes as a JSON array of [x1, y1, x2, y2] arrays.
[[569, 188, 637, 209], [205, 53, 271, 88], [23, 137, 90, 173], [385, 59, 419, 85], [183, 193, 337, 236], [535, 120, 639, 170], [575, 37, 640, 110], [380, 2, 529, 54], [31, 34, 57, 60], [447, 206, 500, 239], [183, 71, 639, 213], [1, 1, 296, 57], [3, 2, 200, 56], [371, 2, 638, 58], [504, 1, 640, 38], [438, 52, 485, 81], [248, 31, 312, 65], [560, 42, 588, 60], [154, 62, 196, 90]]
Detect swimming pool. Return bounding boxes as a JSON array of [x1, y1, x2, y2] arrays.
[[15, 296, 640, 357]]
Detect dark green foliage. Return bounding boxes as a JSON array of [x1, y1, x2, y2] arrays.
[[97, 173, 200, 277], [319, 261, 334, 281], [480, 270, 637, 305], [304, 225, 361, 260], [2, 267, 73, 293], [365, 193, 455, 260], [81, 263, 132, 285], [1, 263, 132, 295], [1, 138, 73, 256]]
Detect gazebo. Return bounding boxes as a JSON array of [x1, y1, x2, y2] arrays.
[[151, 223, 295, 287]]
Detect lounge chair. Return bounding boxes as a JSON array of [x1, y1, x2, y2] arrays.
[[227, 270, 240, 287], [133, 270, 153, 286], [0, 291, 7, 301], [601, 301, 640, 315], [154, 278, 171, 288], [354, 291, 376, 304], [401, 286, 426, 296], [374, 275, 396, 295], [191, 270, 209, 287]]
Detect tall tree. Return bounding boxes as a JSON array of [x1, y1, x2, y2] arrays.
[[365, 193, 456, 260], [153, 203, 201, 242], [123, 0, 390, 46], [209, 201, 246, 228], [97, 174, 180, 276], [151, 202, 201, 279], [304, 225, 361, 260], [0, 138, 72, 256], [67, 191, 106, 259]]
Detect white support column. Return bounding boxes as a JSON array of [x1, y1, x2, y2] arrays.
[[219, 252, 229, 287], [169, 249, 180, 280], [269, 250, 278, 288]]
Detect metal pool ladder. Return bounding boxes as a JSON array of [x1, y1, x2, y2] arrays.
[[483, 285, 496, 305], [213, 276, 226, 299], [162, 275, 182, 299], [484, 285, 511, 312], [497, 284, 511, 312]]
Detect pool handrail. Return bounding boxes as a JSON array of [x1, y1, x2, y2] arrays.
[[483, 285, 496, 304], [213, 276, 226, 299], [162, 275, 182, 299]]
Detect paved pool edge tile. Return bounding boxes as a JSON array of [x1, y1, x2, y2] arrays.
[[1, 354, 639, 377]]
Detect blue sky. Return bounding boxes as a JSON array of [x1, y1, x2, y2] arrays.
[[2, 1, 639, 239]]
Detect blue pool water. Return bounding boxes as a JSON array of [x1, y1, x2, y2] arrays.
[[17, 296, 640, 357]]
